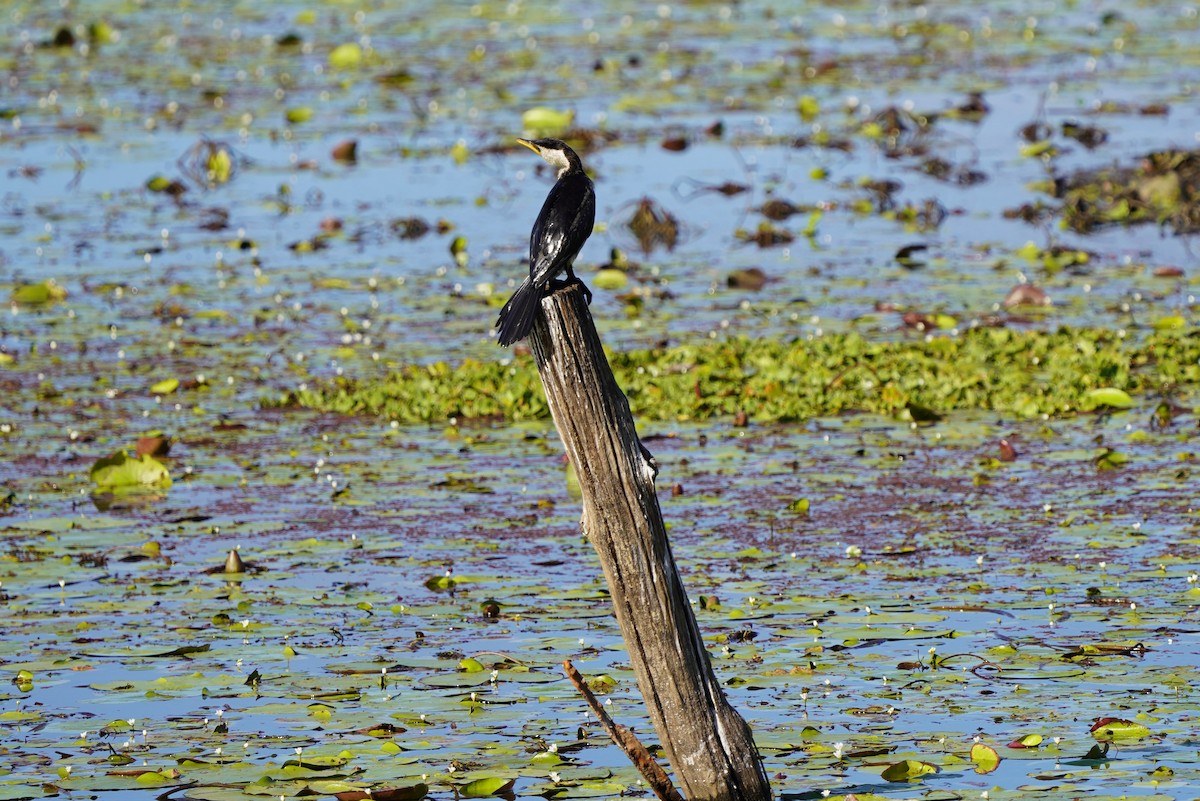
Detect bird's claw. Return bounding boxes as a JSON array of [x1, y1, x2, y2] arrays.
[[551, 275, 593, 305]]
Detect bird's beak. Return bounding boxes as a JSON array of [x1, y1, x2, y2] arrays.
[[516, 138, 539, 154]]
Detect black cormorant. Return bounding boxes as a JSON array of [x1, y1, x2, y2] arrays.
[[495, 137, 595, 347]]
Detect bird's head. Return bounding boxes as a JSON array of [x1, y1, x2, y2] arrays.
[[516, 137, 580, 177]]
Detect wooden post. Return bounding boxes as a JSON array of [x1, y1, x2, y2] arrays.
[[527, 283, 771, 801]]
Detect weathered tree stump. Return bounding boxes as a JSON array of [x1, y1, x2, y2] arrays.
[[527, 282, 771, 801]]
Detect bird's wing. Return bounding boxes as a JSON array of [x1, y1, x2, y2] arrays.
[[529, 174, 595, 285]]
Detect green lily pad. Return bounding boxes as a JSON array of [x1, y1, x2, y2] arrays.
[[90, 451, 171, 490], [1090, 717, 1152, 741], [521, 107, 574, 138], [11, 279, 67, 305], [970, 743, 1000, 774], [880, 759, 939, 782], [1082, 387, 1134, 410], [329, 42, 363, 69], [459, 776, 516, 798]]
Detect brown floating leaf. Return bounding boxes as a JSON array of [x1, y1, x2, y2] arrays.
[[952, 92, 990, 122], [1004, 284, 1051, 307], [901, 311, 937, 330], [1020, 121, 1053, 143], [1062, 120, 1108, 149], [738, 222, 794, 247], [711, 182, 749, 196], [1152, 265, 1184, 277], [353, 722, 408, 737], [626, 197, 679, 253], [760, 199, 802, 220], [392, 217, 431, 240], [660, 136, 688, 152], [727, 267, 768, 291], [331, 139, 359, 163], [895, 243, 928, 268], [135, 435, 171, 458]]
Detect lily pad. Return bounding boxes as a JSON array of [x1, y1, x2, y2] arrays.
[[89, 451, 171, 490]]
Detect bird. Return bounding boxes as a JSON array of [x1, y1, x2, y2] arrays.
[[495, 137, 596, 347]]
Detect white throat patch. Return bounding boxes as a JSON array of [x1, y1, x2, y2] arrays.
[[540, 147, 571, 177]]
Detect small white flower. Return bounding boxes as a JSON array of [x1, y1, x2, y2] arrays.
[[833, 742, 845, 759]]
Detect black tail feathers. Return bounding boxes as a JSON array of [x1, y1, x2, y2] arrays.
[[495, 278, 542, 347]]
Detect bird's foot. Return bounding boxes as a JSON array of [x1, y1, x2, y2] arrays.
[[551, 275, 593, 305], [571, 274, 593, 305]]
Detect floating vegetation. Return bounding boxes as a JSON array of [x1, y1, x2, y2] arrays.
[[624, 197, 680, 253], [276, 327, 1200, 424], [178, 137, 247, 188], [1055, 148, 1200, 233]]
